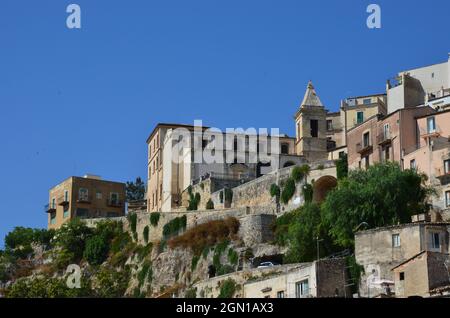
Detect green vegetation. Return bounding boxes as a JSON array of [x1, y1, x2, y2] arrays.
[[4, 227, 55, 259], [274, 163, 435, 264], [335, 154, 348, 180], [126, 177, 146, 201], [162, 215, 187, 240], [188, 192, 201, 211], [346, 255, 364, 293], [269, 184, 280, 203], [143, 226, 149, 244], [185, 287, 197, 298], [191, 255, 200, 271], [128, 213, 138, 234], [138, 261, 152, 288], [291, 166, 304, 182], [302, 183, 314, 203], [227, 248, 239, 266], [322, 162, 434, 248], [280, 178, 296, 204], [84, 235, 109, 265], [150, 212, 161, 227], [224, 188, 233, 203], [218, 279, 237, 298], [202, 246, 210, 259], [219, 191, 224, 203]]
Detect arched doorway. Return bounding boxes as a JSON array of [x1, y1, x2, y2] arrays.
[[313, 176, 337, 203]]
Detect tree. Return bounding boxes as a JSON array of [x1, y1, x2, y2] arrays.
[[335, 154, 348, 180], [321, 162, 435, 248], [126, 177, 146, 202]]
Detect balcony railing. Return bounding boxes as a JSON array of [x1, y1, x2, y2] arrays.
[[377, 131, 392, 145], [57, 196, 70, 206], [107, 199, 123, 207], [44, 204, 56, 214], [77, 195, 92, 203], [356, 142, 373, 154], [435, 168, 450, 183]]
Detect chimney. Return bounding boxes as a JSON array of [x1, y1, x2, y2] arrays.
[[83, 174, 102, 180]]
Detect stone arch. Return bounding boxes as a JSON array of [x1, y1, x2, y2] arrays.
[[313, 175, 337, 203], [283, 161, 296, 168]]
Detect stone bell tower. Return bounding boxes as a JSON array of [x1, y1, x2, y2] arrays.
[[294, 81, 328, 163]]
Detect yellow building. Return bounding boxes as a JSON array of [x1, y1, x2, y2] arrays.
[[45, 174, 125, 229]]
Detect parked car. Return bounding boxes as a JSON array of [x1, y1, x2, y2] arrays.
[[257, 262, 279, 268]]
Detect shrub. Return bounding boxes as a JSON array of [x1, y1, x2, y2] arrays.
[[202, 246, 210, 259], [335, 154, 348, 180], [218, 279, 237, 298], [53, 219, 93, 263], [150, 213, 160, 227], [206, 199, 214, 210], [162, 215, 187, 239], [143, 226, 149, 244], [168, 218, 239, 255], [302, 183, 314, 203], [281, 178, 296, 204], [135, 243, 153, 262], [317, 164, 325, 170], [269, 184, 280, 203], [291, 166, 304, 183], [217, 265, 234, 276], [94, 266, 130, 298], [185, 287, 197, 298], [346, 255, 364, 294], [138, 261, 152, 288], [191, 255, 200, 271], [84, 235, 109, 265], [188, 192, 201, 211], [4, 227, 56, 259], [227, 248, 239, 266], [128, 213, 137, 234]]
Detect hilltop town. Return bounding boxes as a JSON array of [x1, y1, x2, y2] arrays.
[[1, 54, 450, 298]]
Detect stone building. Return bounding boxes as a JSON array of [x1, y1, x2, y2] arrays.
[[45, 174, 125, 229], [392, 251, 450, 298], [355, 222, 450, 297], [243, 259, 349, 298], [294, 81, 329, 163]]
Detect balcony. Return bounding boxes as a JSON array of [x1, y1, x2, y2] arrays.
[[356, 142, 373, 155], [107, 199, 123, 207], [377, 131, 392, 146], [57, 196, 70, 206], [44, 204, 56, 214], [77, 195, 92, 203], [421, 128, 441, 139], [435, 168, 450, 184]]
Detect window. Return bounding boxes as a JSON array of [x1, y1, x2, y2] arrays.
[[363, 132, 370, 147], [50, 212, 56, 225], [107, 212, 118, 217], [110, 192, 119, 205], [339, 151, 345, 158], [364, 155, 370, 170], [96, 192, 102, 200], [310, 120, 318, 138], [392, 234, 400, 247], [63, 205, 69, 218], [281, 144, 289, 155], [383, 123, 390, 139], [410, 159, 416, 170], [431, 232, 440, 249], [446, 191, 450, 207], [357, 112, 364, 124], [64, 190, 69, 202], [427, 117, 436, 133], [399, 272, 405, 281], [444, 160, 450, 174], [79, 188, 89, 201], [326, 120, 333, 131], [51, 197, 56, 209], [277, 291, 285, 298], [297, 123, 301, 139], [76, 208, 89, 219], [363, 98, 372, 105], [295, 280, 309, 298]]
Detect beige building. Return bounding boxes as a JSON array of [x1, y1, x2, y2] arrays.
[[243, 259, 349, 298], [403, 110, 450, 214], [147, 123, 300, 212], [387, 54, 450, 113], [392, 251, 450, 298], [45, 175, 125, 229], [355, 222, 450, 297]]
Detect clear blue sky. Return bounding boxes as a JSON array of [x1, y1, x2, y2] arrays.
[[0, 0, 449, 246]]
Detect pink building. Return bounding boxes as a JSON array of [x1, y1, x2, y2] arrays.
[[347, 106, 435, 170], [404, 110, 450, 212]]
